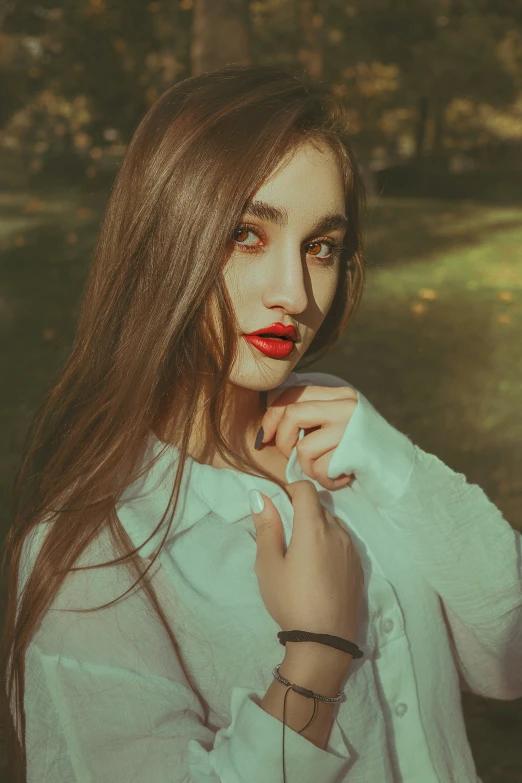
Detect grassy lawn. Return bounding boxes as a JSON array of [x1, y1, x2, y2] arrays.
[[0, 157, 521, 780]]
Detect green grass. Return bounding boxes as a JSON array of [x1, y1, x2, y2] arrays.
[[0, 162, 521, 781]]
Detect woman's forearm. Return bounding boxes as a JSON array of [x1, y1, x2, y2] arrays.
[[260, 645, 352, 751]]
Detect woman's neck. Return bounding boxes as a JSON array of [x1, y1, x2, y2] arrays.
[[156, 388, 268, 464]]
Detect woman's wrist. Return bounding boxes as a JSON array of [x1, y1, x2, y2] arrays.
[[280, 643, 352, 694]]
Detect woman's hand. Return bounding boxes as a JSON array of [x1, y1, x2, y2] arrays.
[[258, 384, 358, 491]]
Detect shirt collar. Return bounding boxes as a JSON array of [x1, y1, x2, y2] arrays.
[[116, 371, 313, 558]]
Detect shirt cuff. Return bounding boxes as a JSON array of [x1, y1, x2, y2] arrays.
[[188, 686, 351, 782], [326, 388, 417, 508]]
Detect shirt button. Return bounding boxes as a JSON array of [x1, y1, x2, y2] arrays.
[[382, 618, 394, 633], [395, 703, 408, 717]]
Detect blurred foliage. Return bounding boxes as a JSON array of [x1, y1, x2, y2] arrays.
[[0, 0, 192, 138], [0, 0, 521, 183]]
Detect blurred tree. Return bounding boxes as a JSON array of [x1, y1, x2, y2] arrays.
[[0, 0, 520, 180], [0, 29, 34, 129], [191, 0, 251, 75], [340, 0, 522, 159], [297, 1, 323, 80], [1, 0, 192, 146]]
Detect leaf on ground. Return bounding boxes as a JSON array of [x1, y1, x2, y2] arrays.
[[75, 207, 92, 219], [24, 198, 43, 213], [418, 288, 438, 300]]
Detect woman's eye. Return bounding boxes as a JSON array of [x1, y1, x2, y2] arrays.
[[233, 224, 343, 262], [233, 226, 261, 247], [306, 240, 338, 259]]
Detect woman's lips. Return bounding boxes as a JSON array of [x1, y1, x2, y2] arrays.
[[243, 334, 295, 358]]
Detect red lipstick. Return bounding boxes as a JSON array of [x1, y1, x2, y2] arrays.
[[243, 321, 297, 358]]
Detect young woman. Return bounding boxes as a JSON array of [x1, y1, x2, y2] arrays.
[[2, 65, 521, 783]]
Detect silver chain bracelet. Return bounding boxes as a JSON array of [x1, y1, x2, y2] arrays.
[[272, 663, 343, 703]]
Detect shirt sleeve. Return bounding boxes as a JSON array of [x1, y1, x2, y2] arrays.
[[21, 524, 352, 782], [316, 372, 522, 701], [379, 449, 522, 701]]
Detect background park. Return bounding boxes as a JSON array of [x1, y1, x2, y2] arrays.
[[0, 1, 521, 780]]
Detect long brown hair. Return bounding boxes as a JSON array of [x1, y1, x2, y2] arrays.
[[1, 64, 366, 781]]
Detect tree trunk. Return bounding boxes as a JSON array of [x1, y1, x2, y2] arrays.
[[356, 155, 378, 199], [191, 0, 252, 76], [298, 1, 323, 80], [432, 99, 445, 155], [415, 95, 429, 158]]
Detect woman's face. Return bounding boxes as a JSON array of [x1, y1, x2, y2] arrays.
[[224, 140, 347, 394]]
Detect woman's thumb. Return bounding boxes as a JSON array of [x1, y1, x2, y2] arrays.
[[248, 489, 282, 558]]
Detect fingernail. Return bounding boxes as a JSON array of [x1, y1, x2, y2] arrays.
[[254, 426, 264, 450], [248, 489, 265, 514]]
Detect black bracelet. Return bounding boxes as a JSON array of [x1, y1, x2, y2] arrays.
[[277, 629, 364, 659]]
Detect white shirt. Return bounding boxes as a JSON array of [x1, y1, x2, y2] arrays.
[[15, 370, 522, 782]]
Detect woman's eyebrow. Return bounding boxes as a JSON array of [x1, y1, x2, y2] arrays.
[[242, 199, 348, 235]]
